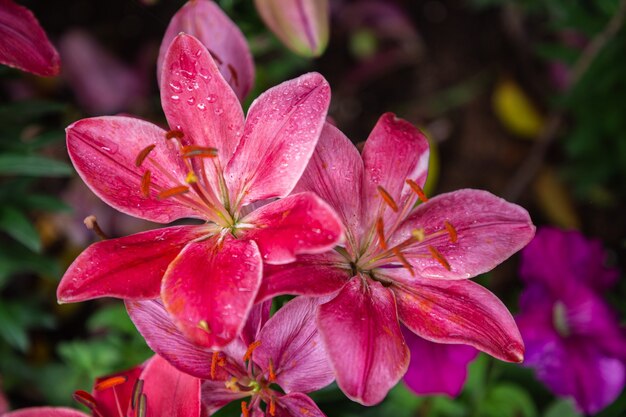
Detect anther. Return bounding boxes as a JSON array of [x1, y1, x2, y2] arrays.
[[198, 320, 212, 334], [243, 340, 261, 362], [444, 221, 458, 243], [157, 185, 189, 199], [185, 171, 198, 184], [211, 351, 220, 379], [241, 401, 250, 417], [268, 359, 276, 383], [406, 179, 429, 202], [84, 215, 109, 240], [94, 375, 128, 391], [73, 390, 97, 410], [131, 378, 144, 410], [140, 171, 152, 198], [376, 217, 387, 250], [181, 145, 218, 159], [411, 228, 425, 242], [135, 144, 156, 167], [137, 393, 147, 417], [392, 248, 414, 276], [377, 186, 399, 212], [428, 245, 451, 271], [165, 129, 184, 140], [269, 397, 276, 416]]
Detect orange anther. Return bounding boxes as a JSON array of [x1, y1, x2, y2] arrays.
[[268, 359, 276, 383], [165, 129, 184, 140], [241, 401, 250, 417], [135, 144, 156, 167], [377, 186, 399, 212], [444, 221, 458, 243], [269, 397, 276, 416], [406, 179, 429, 202], [428, 245, 451, 271], [185, 171, 198, 184], [140, 170, 151, 198], [211, 351, 220, 379], [94, 375, 128, 391], [392, 247, 414, 276], [376, 217, 387, 250], [181, 145, 218, 159], [243, 340, 261, 362], [73, 390, 97, 409], [157, 185, 189, 199]]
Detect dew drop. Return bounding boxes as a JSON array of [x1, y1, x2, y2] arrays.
[[214, 108, 224, 116], [197, 103, 206, 111], [169, 81, 181, 92], [206, 94, 217, 103], [171, 95, 180, 102], [198, 68, 212, 81], [187, 97, 195, 105]]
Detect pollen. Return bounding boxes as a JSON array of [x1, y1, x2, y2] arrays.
[[268, 359, 276, 382], [428, 245, 451, 271], [94, 375, 128, 391], [140, 170, 152, 198], [165, 129, 184, 140], [241, 401, 250, 417], [185, 171, 198, 184], [406, 179, 429, 202], [392, 247, 414, 276], [376, 217, 387, 250], [73, 390, 97, 410], [243, 340, 261, 362], [269, 397, 276, 416], [157, 185, 189, 199], [181, 145, 218, 159], [444, 221, 458, 243], [377, 186, 399, 212], [210, 351, 220, 379], [135, 144, 156, 167], [198, 320, 212, 334], [411, 228, 425, 242]]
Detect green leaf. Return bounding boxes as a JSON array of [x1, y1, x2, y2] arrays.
[[0, 154, 73, 177], [543, 399, 582, 417], [0, 100, 66, 125], [87, 303, 138, 334], [0, 245, 60, 287], [0, 303, 29, 351], [21, 194, 71, 212], [0, 206, 41, 252], [478, 383, 538, 417]]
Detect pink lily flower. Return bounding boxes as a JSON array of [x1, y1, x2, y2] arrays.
[[258, 114, 536, 405], [126, 296, 333, 417], [157, 0, 254, 101], [56, 33, 342, 349], [0, 0, 60, 76], [3, 354, 202, 417]]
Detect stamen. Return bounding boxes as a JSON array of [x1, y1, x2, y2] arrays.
[[444, 221, 458, 243], [268, 359, 276, 382], [411, 228, 425, 242], [131, 378, 144, 410], [376, 217, 387, 250], [377, 186, 399, 212], [211, 351, 220, 379], [198, 320, 212, 334], [137, 393, 147, 417], [185, 171, 198, 184], [157, 185, 189, 199], [165, 129, 184, 140], [140, 170, 151, 198], [241, 401, 250, 417], [94, 375, 128, 391], [181, 145, 218, 159], [392, 248, 414, 276], [243, 340, 262, 362], [73, 390, 97, 410], [428, 245, 451, 271], [135, 144, 156, 167], [225, 377, 240, 392], [406, 179, 429, 202], [269, 397, 276, 416], [84, 215, 109, 240]]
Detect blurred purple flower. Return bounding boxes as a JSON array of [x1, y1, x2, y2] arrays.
[[516, 227, 626, 415], [402, 328, 478, 397]]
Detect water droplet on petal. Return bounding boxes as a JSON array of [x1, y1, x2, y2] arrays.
[[197, 103, 206, 111], [207, 94, 217, 103], [214, 108, 224, 116], [169, 81, 181, 92], [171, 95, 180, 102], [187, 97, 195, 105]]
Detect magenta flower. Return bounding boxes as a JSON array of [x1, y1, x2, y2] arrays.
[[258, 114, 535, 405], [56, 33, 343, 349], [157, 0, 254, 101], [127, 296, 333, 417], [516, 227, 626, 414], [402, 329, 477, 397], [0, 0, 60, 76], [3, 354, 202, 417]]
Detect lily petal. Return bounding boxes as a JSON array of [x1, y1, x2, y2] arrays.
[[0, 0, 60, 76], [318, 277, 409, 405], [67, 116, 201, 223], [161, 235, 262, 348], [135, 355, 202, 417], [389, 272, 524, 363], [241, 300, 272, 347], [294, 122, 364, 253], [392, 189, 535, 279], [93, 365, 143, 417], [226, 72, 330, 206], [2, 408, 88, 417], [274, 393, 327, 417], [200, 379, 250, 415], [257, 253, 349, 302], [160, 33, 245, 166], [362, 113, 429, 228], [241, 192, 343, 264], [58, 225, 205, 303], [254, 297, 334, 393], [254, 0, 330, 57], [158, 0, 254, 101]]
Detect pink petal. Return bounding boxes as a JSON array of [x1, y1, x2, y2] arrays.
[[361, 113, 429, 229], [402, 330, 478, 397], [158, 0, 254, 101], [1, 408, 88, 417], [0, 0, 60, 76], [67, 116, 202, 224], [241, 300, 272, 347], [294, 122, 364, 253], [254, 297, 334, 393], [392, 189, 535, 279], [390, 272, 524, 362], [160, 33, 245, 166], [92, 365, 143, 417], [225, 72, 330, 206], [318, 277, 409, 405], [257, 253, 350, 302], [57, 225, 205, 303], [274, 393, 326, 417], [133, 355, 202, 417], [241, 192, 343, 264], [161, 235, 262, 348], [254, 0, 330, 57], [200, 380, 250, 415]]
